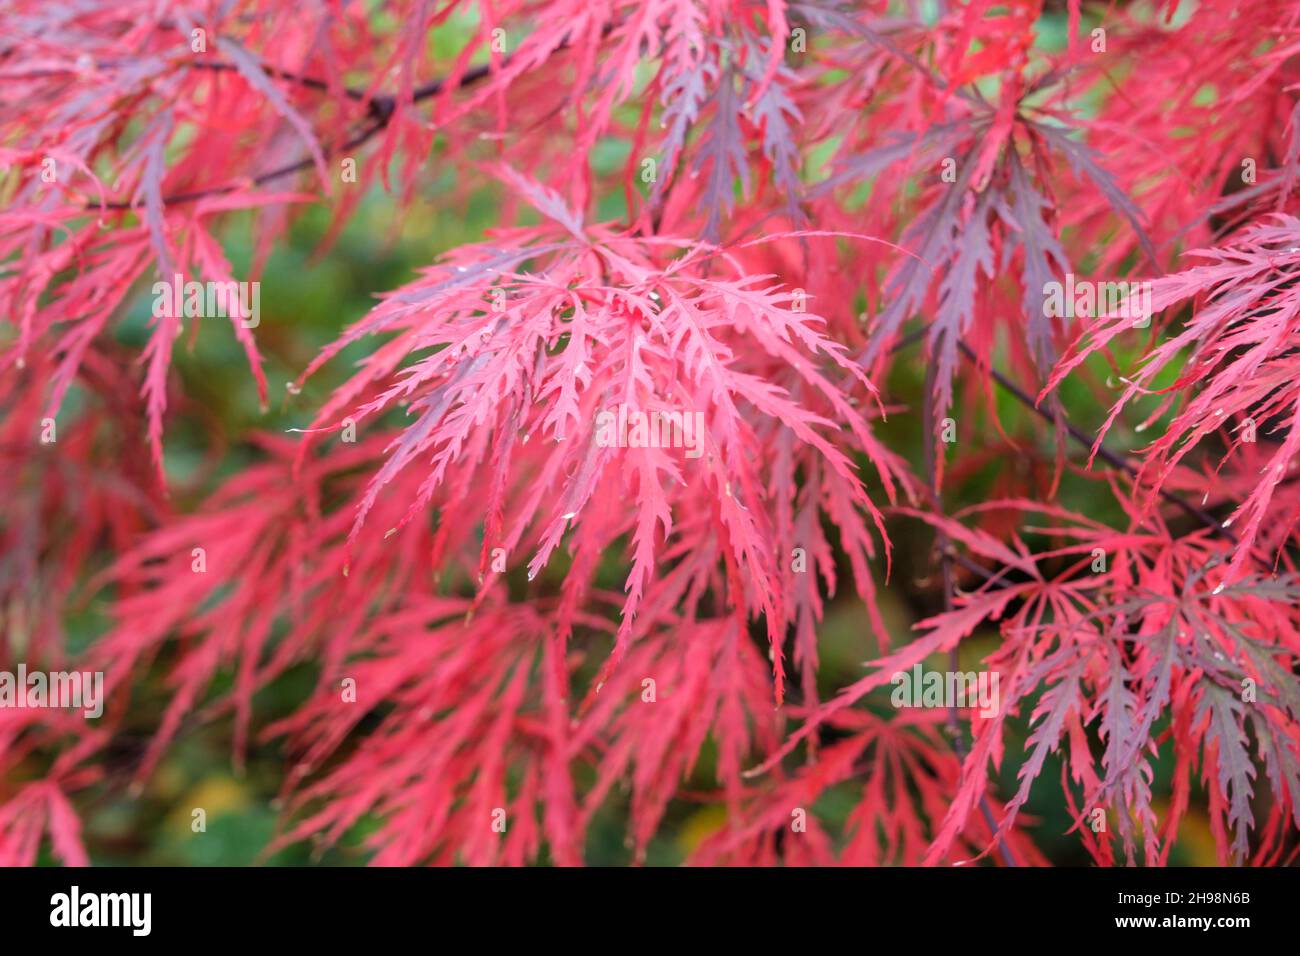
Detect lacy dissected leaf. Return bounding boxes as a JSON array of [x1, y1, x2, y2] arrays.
[[299, 213, 900, 702], [1046, 214, 1300, 586]]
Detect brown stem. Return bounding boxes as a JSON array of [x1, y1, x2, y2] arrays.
[[183, 59, 370, 100], [89, 58, 502, 211], [954, 340, 1238, 545], [923, 355, 1019, 868]]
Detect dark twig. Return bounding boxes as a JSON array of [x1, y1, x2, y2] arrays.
[[922, 355, 1019, 868], [91, 58, 502, 211], [184, 59, 369, 99], [953, 340, 1237, 543]]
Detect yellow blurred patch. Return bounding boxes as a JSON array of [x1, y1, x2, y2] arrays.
[[165, 777, 251, 832], [677, 804, 728, 854], [1151, 799, 1220, 865]]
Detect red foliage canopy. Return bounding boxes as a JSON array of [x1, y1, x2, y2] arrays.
[[3, 0, 1300, 866]]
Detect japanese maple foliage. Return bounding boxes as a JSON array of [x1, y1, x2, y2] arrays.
[[3, 0, 1300, 868]]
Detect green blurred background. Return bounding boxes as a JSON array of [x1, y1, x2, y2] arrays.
[[51, 3, 1225, 865]]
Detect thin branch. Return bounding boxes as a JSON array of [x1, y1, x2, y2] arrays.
[[954, 340, 1237, 544], [90, 19, 626, 214], [923, 352, 1019, 868], [90, 59, 502, 211], [184, 59, 370, 100]]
